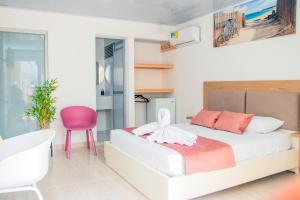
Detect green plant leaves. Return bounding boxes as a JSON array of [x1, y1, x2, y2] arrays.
[[24, 78, 58, 129]]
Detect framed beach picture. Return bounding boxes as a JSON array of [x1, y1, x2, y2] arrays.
[[213, 0, 297, 47]]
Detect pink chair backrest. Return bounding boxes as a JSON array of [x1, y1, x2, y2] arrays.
[[60, 106, 97, 130]]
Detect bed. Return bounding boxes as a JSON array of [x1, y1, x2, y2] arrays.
[[111, 124, 293, 177], [104, 80, 300, 200]]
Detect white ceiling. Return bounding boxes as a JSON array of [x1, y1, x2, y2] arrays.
[[0, 0, 247, 25]]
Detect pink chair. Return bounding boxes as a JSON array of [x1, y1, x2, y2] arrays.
[[60, 106, 97, 159]]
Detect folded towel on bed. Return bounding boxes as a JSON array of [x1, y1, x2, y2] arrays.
[[132, 109, 171, 136], [132, 109, 197, 146], [131, 122, 158, 136], [147, 126, 197, 147]]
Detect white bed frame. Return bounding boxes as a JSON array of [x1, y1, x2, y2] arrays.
[[104, 135, 299, 200], [104, 81, 300, 200]]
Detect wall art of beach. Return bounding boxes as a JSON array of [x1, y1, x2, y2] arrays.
[[213, 0, 297, 47]]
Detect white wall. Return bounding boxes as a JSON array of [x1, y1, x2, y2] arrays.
[[134, 41, 165, 126], [134, 41, 164, 90], [163, 3, 300, 123], [0, 7, 174, 144]]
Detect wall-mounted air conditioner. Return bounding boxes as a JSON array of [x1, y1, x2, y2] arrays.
[[169, 26, 200, 47]]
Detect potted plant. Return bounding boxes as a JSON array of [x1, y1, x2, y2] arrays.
[[24, 79, 58, 129]]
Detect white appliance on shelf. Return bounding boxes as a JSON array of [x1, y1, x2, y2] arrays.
[[147, 98, 176, 124], [169, 26, 200, 47]]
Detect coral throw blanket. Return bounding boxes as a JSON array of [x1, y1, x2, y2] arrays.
[[123, 127, 235, 175]]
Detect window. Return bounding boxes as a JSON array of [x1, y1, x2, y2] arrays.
[[0, 30, 46, 139]]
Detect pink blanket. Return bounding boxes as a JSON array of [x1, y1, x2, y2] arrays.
[[123, 127, 235, 174]]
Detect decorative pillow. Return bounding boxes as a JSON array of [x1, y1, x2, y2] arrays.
[[0, 136, 3, 144], [191, 110, 222, 128], [245, 116, 284, 134], [214, 111, 254, 134]]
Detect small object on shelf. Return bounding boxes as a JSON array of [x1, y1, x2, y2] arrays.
[[101, 88, 105, 96], [135, 88, 174, 94], [134, 63, 173, 69], [160, 42, 176, 52]]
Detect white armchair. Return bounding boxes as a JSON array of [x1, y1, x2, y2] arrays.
[[0, 129, 55, 200]]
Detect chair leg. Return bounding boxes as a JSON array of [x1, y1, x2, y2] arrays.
[[89, 129, 97, 156], [86, 130, 90, 149], [32, 184, 44, 200], [66, 130, 72, 159], [65, 131, 69, 152]]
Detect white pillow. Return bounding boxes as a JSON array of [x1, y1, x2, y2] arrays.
[[245, 116, 284, 134]]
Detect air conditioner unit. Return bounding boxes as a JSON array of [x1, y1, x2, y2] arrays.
[[169, 26, 200, 47]]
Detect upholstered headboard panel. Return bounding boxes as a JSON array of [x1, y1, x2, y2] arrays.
[[207, 89, 246, 113], [246, 91, 300, 130]]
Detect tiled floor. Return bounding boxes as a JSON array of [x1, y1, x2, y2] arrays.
[[0, 145, 297, 200]]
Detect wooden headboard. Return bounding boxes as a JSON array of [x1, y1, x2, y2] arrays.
[[203, 80, 300, 109], [203, 80, 300, 131]]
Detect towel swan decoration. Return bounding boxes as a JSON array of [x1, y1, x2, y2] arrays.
[[132, 109, 197, 146]]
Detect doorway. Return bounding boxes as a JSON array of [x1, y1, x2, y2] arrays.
[[95, 38, 125, 142]]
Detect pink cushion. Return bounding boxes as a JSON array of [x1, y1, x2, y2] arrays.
[[214, 111, 254, 134], [191, 110, 222, 128]]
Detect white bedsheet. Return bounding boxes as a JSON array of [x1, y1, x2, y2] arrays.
[[110, 123, 292, 176]]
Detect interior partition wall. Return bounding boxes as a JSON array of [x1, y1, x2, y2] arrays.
[[0, 30, 46, 139]]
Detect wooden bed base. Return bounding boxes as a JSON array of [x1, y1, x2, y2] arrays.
[[104, 136, 299, 200]]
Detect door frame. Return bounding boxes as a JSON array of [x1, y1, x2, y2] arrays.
[[95, 34, 132, 128]]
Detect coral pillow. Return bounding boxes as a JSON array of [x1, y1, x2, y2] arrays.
[[191, 110, 222, 128], [214, 111, 254, 134]]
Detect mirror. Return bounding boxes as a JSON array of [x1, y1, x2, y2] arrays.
[[105, 64, 111, 84], [98, 65, 105, 85]]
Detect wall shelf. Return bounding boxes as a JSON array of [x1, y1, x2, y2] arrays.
[[135, 88, 175, 94], [134, 63, 173, 69]]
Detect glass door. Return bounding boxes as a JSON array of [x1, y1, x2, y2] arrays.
[[0, 31, 46, 139]]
